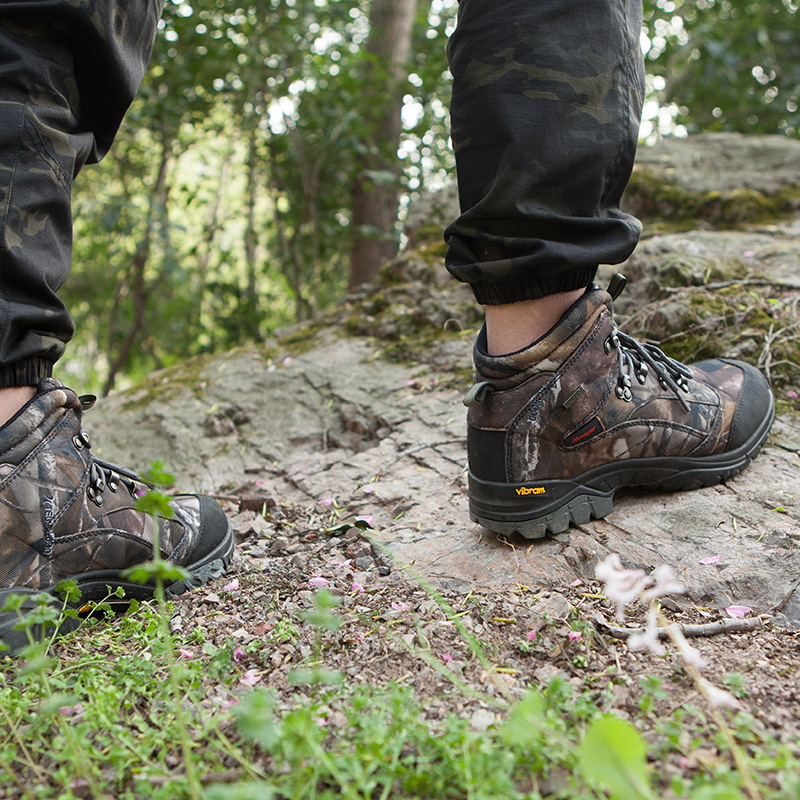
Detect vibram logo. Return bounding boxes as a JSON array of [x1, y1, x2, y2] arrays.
[[516, 486, 546, 496]]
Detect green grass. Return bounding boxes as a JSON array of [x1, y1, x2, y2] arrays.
[[2, 585, 800, 800]]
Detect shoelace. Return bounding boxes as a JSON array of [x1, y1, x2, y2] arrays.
[[605, 275, 693, 412], [75, 394, 150, 506]]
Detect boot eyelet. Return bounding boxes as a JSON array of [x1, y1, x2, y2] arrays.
[[623, 388, 632, 402], [73, 436, 85, 450], [615, 385, 625, 399], [604, 338, 612, 354], [108, 479, 119, 493]]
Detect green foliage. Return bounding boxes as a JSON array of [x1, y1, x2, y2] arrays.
[[643, 0, 800, 138], [1, 576, 798, 799], [66, 0, 456, 394], [63, 0, 797, 393], [580, 716, 656, 800]]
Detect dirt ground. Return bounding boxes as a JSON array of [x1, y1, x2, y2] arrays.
[[146, 493, 800, 793]]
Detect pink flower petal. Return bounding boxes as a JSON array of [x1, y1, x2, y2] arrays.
[[240, 669, 262, 687], [362, 485, 376, 494], [391, 601, 410, 612], [224, 578, 240, 591], [355, 515, 373, 525], [309, 576, 330, 588], [567, 631, 582, 642], [233, 646, 245, 663], [336, 559, 353, 569], [442, 653, 453, 663], [725, 605, 753, 618], [526, 630, 537, 642], [352, 582, 365, 594], [787, 390, 798, 400], [317, 497, 335, 506], [178, 648, 193, 659], [699, 555, 722, 565]]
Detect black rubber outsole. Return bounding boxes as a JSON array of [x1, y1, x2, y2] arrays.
[[0, 520, 235, 655], [469, 396, 775, 539]]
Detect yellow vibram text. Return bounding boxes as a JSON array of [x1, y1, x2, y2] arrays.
[[515, 486, 546, 496]]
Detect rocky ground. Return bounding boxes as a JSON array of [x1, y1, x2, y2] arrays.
[[81, 133, 800, 786]]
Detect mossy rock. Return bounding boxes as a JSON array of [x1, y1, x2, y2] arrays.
[[624, 168, 799, 230]]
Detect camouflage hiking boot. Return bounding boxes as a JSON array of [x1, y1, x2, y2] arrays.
[[0, 379, 234, 651], [465, 275, 775, 538]]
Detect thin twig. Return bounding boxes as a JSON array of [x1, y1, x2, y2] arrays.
[[770, 576, 800, 614], [594, 614, 765, 640]]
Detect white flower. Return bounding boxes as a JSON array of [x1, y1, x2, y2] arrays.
[[670, 625, 707, 670], [642, 565, 686, 602], [697, 676, 742, 710], [627, 606, 665, 656], [595, 554, 653, 619]]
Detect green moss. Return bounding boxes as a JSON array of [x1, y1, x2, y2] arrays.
[[120, 352, 217, 411], [277, 323, 324, 353], [626, 169, 799, 230], [643, 287, 800, 391]]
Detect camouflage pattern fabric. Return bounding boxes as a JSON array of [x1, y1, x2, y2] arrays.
[[467, 287, 752, 484], [0, 1, 164, 387], [0, 378, 207, 592], [445, 0, 645, 305]]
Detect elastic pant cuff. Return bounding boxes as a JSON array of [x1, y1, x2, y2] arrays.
[[469, 266, 598, 306], [0, 359, 55, 388]]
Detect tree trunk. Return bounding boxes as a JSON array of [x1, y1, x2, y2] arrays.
[[103, 135, 172, 395], [348, 0, 418, 291]]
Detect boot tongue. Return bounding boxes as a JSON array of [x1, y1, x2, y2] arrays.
[[0, 381, 82, 464], [475, 287, 611, 381]]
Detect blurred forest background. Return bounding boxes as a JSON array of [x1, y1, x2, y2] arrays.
[[63, 0, 799, 394]]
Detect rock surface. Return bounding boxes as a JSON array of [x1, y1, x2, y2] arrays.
[[86, 134, 800, 626]]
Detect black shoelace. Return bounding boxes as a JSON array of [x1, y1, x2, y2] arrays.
[[605, 275, 693, 412], [75, 394, 148, 506]]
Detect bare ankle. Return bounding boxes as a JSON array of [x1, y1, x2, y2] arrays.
[[484, 289, 586, 355], [0, 386, 37, 427]]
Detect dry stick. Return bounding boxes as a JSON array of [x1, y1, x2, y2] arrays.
[[594, 614, 765, 640], [770, 576, 800, 614]]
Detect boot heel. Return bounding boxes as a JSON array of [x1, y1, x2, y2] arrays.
[[468, 473, 614, 539]]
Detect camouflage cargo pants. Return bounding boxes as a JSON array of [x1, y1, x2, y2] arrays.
[[0, 0, 162, 387], [445, 0, 646, 305]]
